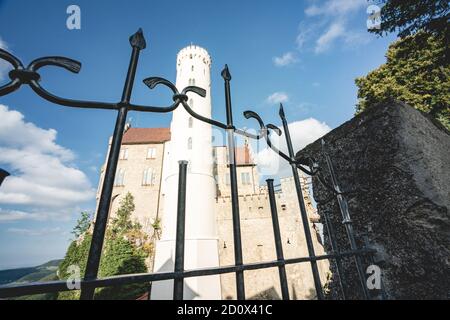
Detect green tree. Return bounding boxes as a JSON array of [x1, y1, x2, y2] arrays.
[[95, 237, 148, 300], [57, 234, 92, 300], [109, 193, 135, 237], [71, 211, 92, 239], [370, 0, 449, 38], [355, 32, 449, 130], [57, 193, 152, 300]]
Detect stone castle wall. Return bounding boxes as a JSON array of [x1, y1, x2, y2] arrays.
[[215, 175, 329, 299]]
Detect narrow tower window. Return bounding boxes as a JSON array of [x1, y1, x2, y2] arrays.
[[188, 137, 192, 150], [189, 98, 194, 108], [191, 65, 194, 72], [188, 117, 193, 128], [114, 169, 125, 186]]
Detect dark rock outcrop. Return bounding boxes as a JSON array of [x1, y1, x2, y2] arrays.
[[296, 101, 450, 299]]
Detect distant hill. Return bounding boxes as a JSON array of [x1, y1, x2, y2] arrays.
[[0, 259, 62, 286]]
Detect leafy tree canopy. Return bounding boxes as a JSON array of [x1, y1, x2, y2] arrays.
[[370, 0, 449, 38], [57, 193, 152, 300], [356, 31, 449, 130], [71, 211, 91, 239]]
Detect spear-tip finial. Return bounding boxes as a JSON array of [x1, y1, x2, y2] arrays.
[[0, 168, 10, 186], [279, 103, 285, 119], [129, 28, 147, 50], [221, 64, 232, 81]]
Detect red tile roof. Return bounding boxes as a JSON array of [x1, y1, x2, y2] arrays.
[[122, 128, 171, 144]]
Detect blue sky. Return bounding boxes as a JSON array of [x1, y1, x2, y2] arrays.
[[0, 0, 395, 269]]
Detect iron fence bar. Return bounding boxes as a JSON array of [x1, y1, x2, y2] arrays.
[[322, 209, 347, 299], [320, 139, 370, 299], [279, 104, 324, 300], [221, 65, 246, 300], [173, 161, 188, 300], [80, 29, 146, 300], [0, 248, 373, 299], [266, 179, 290, 300]]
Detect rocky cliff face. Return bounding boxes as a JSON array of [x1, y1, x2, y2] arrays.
[[296, 101, 450, 299]]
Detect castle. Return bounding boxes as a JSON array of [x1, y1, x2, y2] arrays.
[[95, 45, 329, 300]]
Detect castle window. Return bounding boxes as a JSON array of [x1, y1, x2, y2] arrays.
[[191, 65, 194, 72], [188, 137, 192, 150], [188, 117, 193, 128], [189, 98, 194, 108], [281, 204, 287, 211], [114, 169, 125, 186], [142, 168, 155, 186], [241, 172, 251, 185], [147, 147, 156, 159], [188, 78, 195, 86], [119, 148, 128, 160]]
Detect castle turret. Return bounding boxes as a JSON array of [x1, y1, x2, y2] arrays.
[[152, 45, 221, 299]]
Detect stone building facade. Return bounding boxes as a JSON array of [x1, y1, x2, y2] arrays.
[[96, 127, 329, 299]]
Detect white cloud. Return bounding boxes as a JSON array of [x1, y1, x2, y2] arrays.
[[305, 0, 366, 17], [266, 92, 289, 104], [314, 21, 371, 53], [0, 105, 95, 221], [255, 118, 331, 178], [273, 52, 298, 67], [0, 209, 45, 222], [291, 0, 371, 54], [7, 227, 63, 237], [315, 22, 346, 53], [296, 23, 315, 50]]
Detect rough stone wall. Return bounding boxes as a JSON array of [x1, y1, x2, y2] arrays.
[[216, 173, 329, 300], [296, 102, 450, 299]]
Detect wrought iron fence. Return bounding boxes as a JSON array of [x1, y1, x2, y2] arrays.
[[0, 29, 382, 300]]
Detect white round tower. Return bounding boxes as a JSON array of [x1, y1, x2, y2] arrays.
[[152, 45, 221, 300]]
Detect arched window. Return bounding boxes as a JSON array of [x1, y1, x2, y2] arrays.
[[188, 117, 193, 128], [191, 65, 194, 72], [189, 98, 194, 108], [142, 168, 155, 186], [114, 169, 125, 186], [188, 137, 192, 150]]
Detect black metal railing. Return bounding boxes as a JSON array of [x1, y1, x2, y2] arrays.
[[0, 28, 381, 300]]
